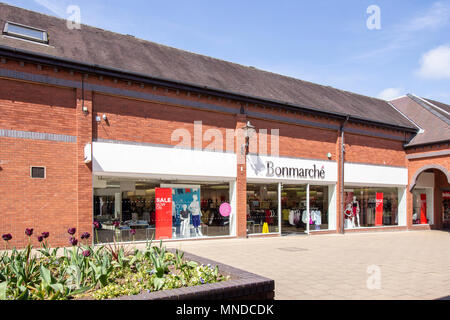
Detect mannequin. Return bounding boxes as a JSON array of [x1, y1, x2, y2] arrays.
[[189, 194, 203, 237], [344, 203, 356, 229], [179, 204, 190, 238], [352, 196, 361, 228]]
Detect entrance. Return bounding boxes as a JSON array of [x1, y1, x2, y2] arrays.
[[410, 166, 450, 229], [281, 184, 330, 235]]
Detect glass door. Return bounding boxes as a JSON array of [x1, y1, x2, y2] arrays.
[[281, 184, 308, 235]]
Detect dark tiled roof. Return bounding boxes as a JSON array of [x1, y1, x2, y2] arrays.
[[0, 2, 416, 129], [423, 98, 450, 120], [390, 95, 450, 147]]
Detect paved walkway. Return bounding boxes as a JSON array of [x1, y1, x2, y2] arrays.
[[156, 231, 450, 300]]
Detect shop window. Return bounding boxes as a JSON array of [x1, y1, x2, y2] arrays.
[[247, 184, 279, 234], [93, 178, 233, 244], [412, 189, 433, 225], [443, 192, 450, 229], [344, 187, 399, 229]]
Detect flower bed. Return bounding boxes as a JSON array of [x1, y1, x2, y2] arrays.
[[0, 228, 228, 300]]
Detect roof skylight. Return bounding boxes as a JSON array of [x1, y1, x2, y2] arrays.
[[2, 21, 48, 44]]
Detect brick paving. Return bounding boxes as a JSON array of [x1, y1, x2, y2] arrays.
[[151, 230, 450, 300]]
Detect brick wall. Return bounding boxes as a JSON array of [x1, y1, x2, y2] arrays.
[[0, 138, 77, 248], [0, 78, 76, 135], [0, 58, 424, 248], [93, 93, 237, 150], [345, 133, 407, 167]]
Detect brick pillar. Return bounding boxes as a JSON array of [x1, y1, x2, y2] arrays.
[[434, 170, 444, 230], [236, 114, 248, 238], [406, 168, 414, 229], [406, 190, 413, 229], [76, 86, 93, 243], [336, 130, 343, 233]]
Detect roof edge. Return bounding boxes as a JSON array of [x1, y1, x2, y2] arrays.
[[0, 44, 418, 133], [405, 139, 450, 149], [408, 94, 450, 126]]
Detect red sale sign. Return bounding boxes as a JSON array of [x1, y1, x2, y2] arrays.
[[155, 188, 173, 240], [420, 194, 428, 225], [375, 193, 384, 227]]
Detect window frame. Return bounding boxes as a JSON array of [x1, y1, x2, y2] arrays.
[[3, 21, 48, 44], [30, 166, 46, 179]]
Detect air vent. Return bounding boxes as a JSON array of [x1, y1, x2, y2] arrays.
[[31, 166, 46, 179], [3, 21, 48, 44]]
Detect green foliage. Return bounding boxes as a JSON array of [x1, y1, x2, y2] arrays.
[[0, 240, 228, 300]]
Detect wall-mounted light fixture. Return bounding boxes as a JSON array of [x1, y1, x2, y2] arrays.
[[102, 114, 108, 121], [327, 152, 332, 159], [82, 106, 89, 114], [96, 115, 102, 123], [242, 121, 256, 155]]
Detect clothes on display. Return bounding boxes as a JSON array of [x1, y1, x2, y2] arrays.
[[289, 210, 302, 226], [179, 205, 190, 238]]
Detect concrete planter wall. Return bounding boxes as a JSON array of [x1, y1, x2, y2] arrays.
[[112, 250, 275, 301]]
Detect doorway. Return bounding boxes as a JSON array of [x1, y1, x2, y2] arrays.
[[281, 184, 330, 235]]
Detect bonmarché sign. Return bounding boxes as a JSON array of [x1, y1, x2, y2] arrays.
[[266, 161, 326, 179]]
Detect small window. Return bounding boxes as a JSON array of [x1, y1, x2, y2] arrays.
[[31, 167, 46, 179], [3, 22, 48, 44]]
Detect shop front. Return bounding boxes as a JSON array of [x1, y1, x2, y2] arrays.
[[343, 163, 408, 230], [246, 154, 338, 235], [92, 141, 237, 244], [444, 191, 450, 230]]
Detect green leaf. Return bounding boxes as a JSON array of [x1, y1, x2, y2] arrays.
[[70, 286, 91, 296], [153, 277, 165, 291], [40, 265, 52, 285], [17, 289, 29, 300], [187, 261, 198, 268], [0, 282, 7, 300], [50, 283, 64, 293]]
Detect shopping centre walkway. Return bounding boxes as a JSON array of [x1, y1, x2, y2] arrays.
[[159, 231, 450, 300]]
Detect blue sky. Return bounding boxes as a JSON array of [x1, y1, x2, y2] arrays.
[[3, 0, 450, 103]]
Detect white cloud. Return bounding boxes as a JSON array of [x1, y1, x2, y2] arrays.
[[404, 1, 450, 31], [416, 45, 450, 79], [34, 0, 66, 17], [377, 88, 403, 101], [355, 1, 450, 60]]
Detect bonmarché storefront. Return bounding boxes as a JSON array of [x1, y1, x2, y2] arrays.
[[91, 140, 409, 245], [246, 154, 338, 235]]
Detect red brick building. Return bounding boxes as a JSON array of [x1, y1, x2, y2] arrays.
[[0, 4, 448, 248], [390, 95, 450, 231]]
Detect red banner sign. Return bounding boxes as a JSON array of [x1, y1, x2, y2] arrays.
[[375, 193, 384, 227], [420, 194, 428, 224], [155, 188, 173, 240], [443, 192, 450, 200]]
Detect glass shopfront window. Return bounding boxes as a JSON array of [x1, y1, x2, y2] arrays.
[[246, 184, 279, 234], [444, 192, 450, 229], [344, 187, 399, 229], [93, 177, 233, 244], [281, 185, 330, 234], [412, 189, 433, 225]]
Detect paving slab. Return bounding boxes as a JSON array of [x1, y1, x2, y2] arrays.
[[136, 230, 450, 300]]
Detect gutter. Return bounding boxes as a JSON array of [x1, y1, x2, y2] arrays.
[[340, 116, 350, 234], [0, 45, 418, 133]]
